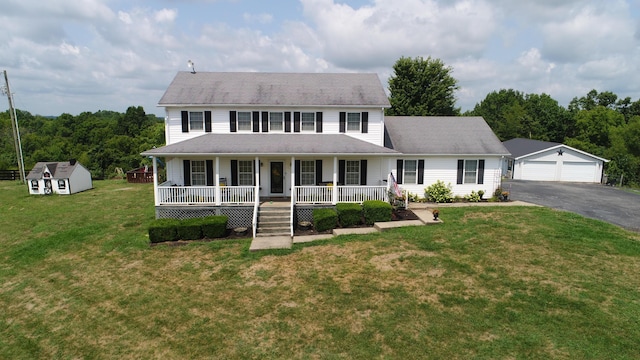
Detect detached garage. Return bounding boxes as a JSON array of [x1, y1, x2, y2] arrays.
[[503, 138, 608, 183]]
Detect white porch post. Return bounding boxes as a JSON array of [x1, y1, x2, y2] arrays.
[[152, 156, 159, 206], [215, 157, 221, 205], [255, 157, 260, 203], [291, 156, 295, 202], [332, 156, 338, 205]]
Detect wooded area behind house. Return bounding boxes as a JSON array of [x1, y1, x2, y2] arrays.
[[0, 106, 165, 179], [1, 89, 639, 185]]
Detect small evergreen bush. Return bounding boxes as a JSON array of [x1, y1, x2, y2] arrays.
[[148, 218, 179, 243], [176, 218, 203, 240], [424, 180, 454, 203], [336, 203, 363, 227], [313, 208, 338, 232], [362, 200, 392, 225], [201, 216, 229, 238]]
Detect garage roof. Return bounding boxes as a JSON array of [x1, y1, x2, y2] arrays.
[[503, 138, 608, 162]]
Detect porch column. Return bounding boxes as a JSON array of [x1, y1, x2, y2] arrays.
[[255, 157, 260, 203], [215, 157, 221, 205], [332, 156, 338, 205], [291, 156, 295, 202], [152, 156, 159, 206]]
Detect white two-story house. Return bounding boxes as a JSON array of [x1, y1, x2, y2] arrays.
[[142, 72, 510, 236]]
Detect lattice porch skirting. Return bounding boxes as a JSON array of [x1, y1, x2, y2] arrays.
[[156, 206, 254, 229]]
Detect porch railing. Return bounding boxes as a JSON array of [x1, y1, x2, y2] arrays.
[[157, 185, 388, 205], [295, 185, 387, 204], [157, 185, 255, 205]]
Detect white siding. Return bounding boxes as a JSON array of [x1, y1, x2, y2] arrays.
[[514, 147, 604, 183], [165, 107, 385, 147], [67, 164, 93, 194]]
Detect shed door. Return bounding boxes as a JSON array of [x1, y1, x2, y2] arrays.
[[522, 161, 556, 181], [561, 162, 597, 182]]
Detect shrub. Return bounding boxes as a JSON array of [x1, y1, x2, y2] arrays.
[[362, 200, 392, 225], [424, 180, 453, 203], [148, 218, 179, 243], [465, 190, 481, 202], [176, 218, 202, 240], [313, 208, 338, 232], [200, 215, 229, 238], [336, 203, 363, 227]]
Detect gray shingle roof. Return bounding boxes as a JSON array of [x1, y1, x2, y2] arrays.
[[502, 138, 561, 158], [141, 134, 399, 156], [158, 72, 391, 107], [384, 116, 511, 155], [26, 161, 79, 179]]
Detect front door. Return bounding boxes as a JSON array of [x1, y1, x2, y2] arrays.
[[270, 161, 284, 194]]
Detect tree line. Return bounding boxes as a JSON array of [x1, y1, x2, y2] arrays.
[[0, 106, 164, 179], [386, 56, 640, 186]]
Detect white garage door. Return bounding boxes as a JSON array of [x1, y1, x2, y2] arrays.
[[522, 161, 556, 181], [561, 162, 597, 182]]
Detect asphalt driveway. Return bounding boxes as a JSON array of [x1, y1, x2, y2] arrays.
[[504, 180, 640, 233]]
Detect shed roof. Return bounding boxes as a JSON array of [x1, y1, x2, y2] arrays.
[[384, 116, 511, 156], [141, 133, 399, 157], [26, 161, 79, 180], [158, 72, 391, 107]]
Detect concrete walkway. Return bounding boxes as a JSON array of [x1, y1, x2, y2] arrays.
[[249, 207, 443, 251]]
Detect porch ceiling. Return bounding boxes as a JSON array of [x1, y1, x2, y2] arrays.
[[141, 134, 400, 157]]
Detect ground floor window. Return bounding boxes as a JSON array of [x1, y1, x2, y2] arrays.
[[191, 160, 206, 185], [300, 160, 315, 185], [58, 180, 66, 190], [31, 180, 38, 190], [457, 159, 485, 184], [345, 160, 360, 185], [238, 160, 253, 185], [403, 160, 417, 184]]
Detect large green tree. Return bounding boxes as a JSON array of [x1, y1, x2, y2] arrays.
[[386, 56, 459, 116]]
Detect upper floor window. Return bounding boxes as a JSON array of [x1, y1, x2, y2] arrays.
[[189, 112, 204, 131], [300, 160, 315, 186], [457, 159, 485, 185], [237, 112, 252, 131], [270, 112, 284, 132], [301, 112, 315, 132], [347, 113, 361, 132], [345, 160, 360, 185], [191, 160, 206, 185]]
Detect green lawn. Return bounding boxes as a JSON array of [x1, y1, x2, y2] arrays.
[[1, 180, 639, 359]]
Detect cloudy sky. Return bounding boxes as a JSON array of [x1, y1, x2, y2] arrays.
[[2, 0, 640, 117]]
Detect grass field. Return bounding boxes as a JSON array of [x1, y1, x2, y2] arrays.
[[1, 180, 640, 359]]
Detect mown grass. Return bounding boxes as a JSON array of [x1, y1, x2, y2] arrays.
[[1, 180, 639, 359]]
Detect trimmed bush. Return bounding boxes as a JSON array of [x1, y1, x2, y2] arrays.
[[176, 218, 203, 240], [201, 215, 229, 238], [148, 218, 179, 243], [363, 200, 392, 225], [425, 180, 453, 203], [313, 208, 338, 232], [336, 203, 363, 227]]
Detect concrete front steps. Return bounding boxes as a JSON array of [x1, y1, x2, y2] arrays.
[[255, 204, 291, 238]]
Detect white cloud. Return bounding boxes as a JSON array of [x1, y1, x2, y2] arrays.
[[243, 12, 274, 24]]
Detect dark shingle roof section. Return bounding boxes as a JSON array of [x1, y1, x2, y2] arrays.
[[502, 138, 561, 158], [158, 72, 391, 107], [142, 134, 399, 156], [384, 116, 511, 155], [26, 161, 78, 179]]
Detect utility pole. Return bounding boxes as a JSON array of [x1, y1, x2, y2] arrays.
[[2, 70, 26, 183]]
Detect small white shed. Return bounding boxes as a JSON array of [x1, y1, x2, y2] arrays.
[[26, 160, 93, 195], [503, 138, 608, 183]]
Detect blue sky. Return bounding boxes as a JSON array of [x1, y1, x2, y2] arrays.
[[2, 0, 640, 117]]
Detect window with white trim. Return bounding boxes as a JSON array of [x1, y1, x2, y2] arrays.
[[464, 160, 478, 184], [301, 112, 315, 132], [403, 160, 417, 184], [58, 180, 66, 190], [347, 112, 361, 132], [237, 112, 252, 131], [238, 160, 253, 186], [345, 160, 360, 185], [31, 180, 38, 190], [189, 112, 204, 131], [270, 112, 283, 132], [300, 160, 315, 186], [191, 160, 206, 185]]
